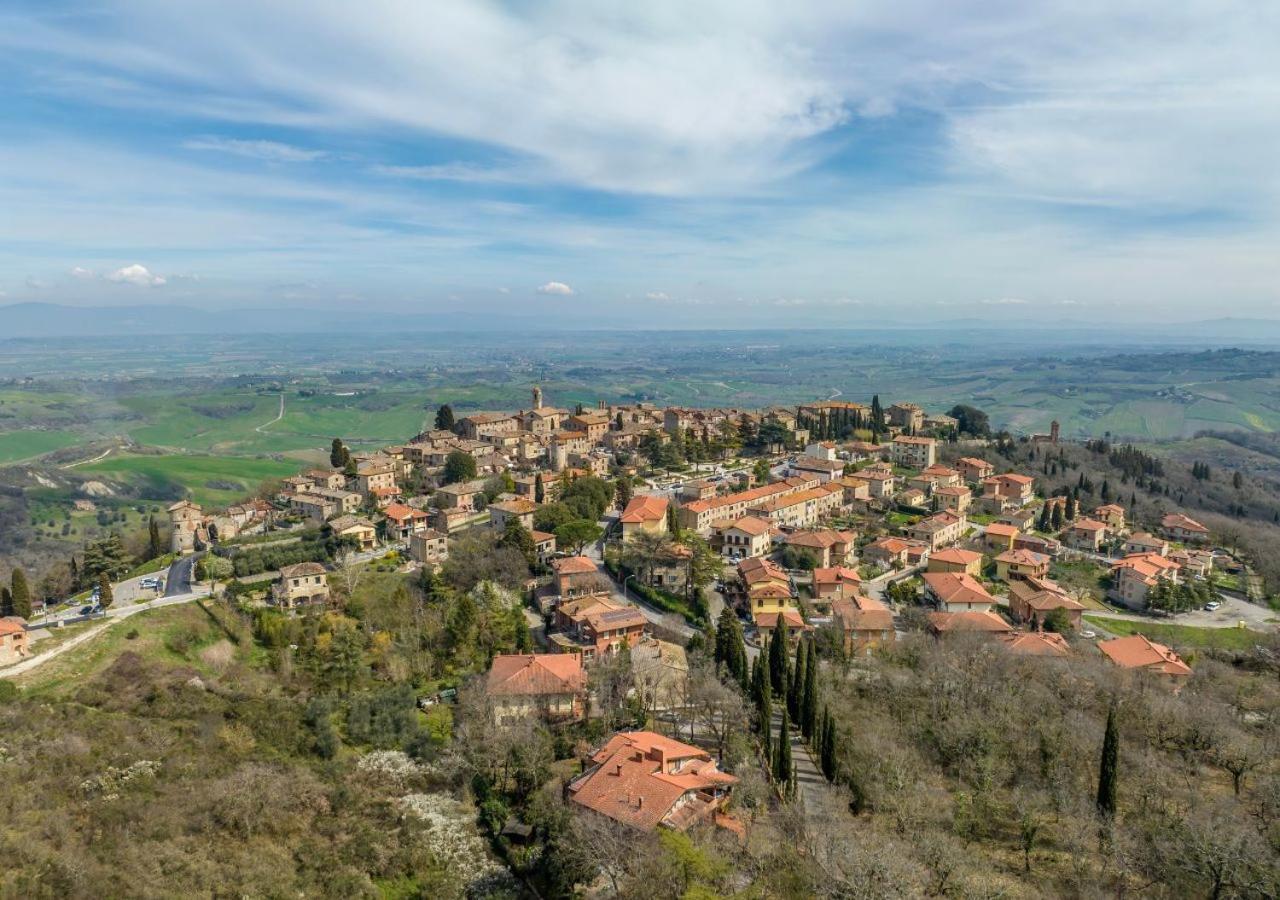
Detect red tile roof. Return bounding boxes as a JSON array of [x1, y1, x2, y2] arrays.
[[999, 631, 1070, 656], [486, 653, 586, 696], [620, 494, 669, 524], [1097, 635, 1192, 676], [552, 556, 598, 575], [922, 572, 994, 607], [927, 610, 1012, 633], [830, 594, 893, 632]]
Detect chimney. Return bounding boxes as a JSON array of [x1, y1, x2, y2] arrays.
[[615, 763, 623, 776], [637, 795, 644, 809]]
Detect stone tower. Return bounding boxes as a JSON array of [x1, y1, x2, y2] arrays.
[[168, 500, 204, 553], [532, 385, 543, 410], [1050, 420, 1060, 443]]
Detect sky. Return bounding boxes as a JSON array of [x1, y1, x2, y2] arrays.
[[1, 1, 1278, 326]]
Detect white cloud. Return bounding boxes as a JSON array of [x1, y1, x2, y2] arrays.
[[981, 297, 1028, 305], [536, 281, 574, 296], [645, 291, 671, 301], [70, 265, 94, 279], [184, 136, 326, 162], [105, 263, 166, 287]]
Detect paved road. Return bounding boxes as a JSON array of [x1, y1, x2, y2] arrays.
[[1085, 595, 1276, 632], [165, 554, 197, 596], [770, 707, 825, 814]]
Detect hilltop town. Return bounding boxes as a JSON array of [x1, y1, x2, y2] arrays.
[[2, 387, 1278, 897]]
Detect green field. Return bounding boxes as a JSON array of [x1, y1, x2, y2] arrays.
[[79, 453, 303, 506], [1084, 615, 1265, 651], [0, 429, 82, 463]]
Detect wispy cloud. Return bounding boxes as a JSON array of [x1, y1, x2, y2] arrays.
[[105, 263, 166, 287], [184, 136, 326, 162]]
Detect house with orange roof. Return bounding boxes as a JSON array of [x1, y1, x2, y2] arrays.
[[489, 498, 537, 533], [1109, 552, 1180, 609], [890, 434, 937, 468], [998, 630, 1070, 657], [713, 516, 774, 561], [0, 617, 30, 665], [753, 485, 843, 529], [982, 522, 1020, 554], [919, 464, 962, 487], [1094, 503, 1126, 530], [551, 556, 605, 601], [782, 529, 857, 568], [486, 653, 587, 725], [1097, 635, 1191, 680], [907, 509, 967, 551], [933, 484, 973, 514], [1006, 577, 1084, 629], [1168, 547, 1214, 578], [982, 473, 1036, 507], [567, 731, 738, 833], [619, 494, 670, 541], [1161, 512, 1210, 544], [754, 608, 808, 644], [677, 476, 817, 534], [383, 502, 431, 540], [830, 594, 895, 655], [1124, 532, 1169, 557], [862, 535, 929, 569], [811, 566, 862, 607], [550, 596, 647, 661], [408, 529, 449, 569], [923, 571, 996, 613], [956, 457, 995, 484], [531, 530, 557, 566], [1064, 517, 1108, 552], [926, 610, 1012, 637], [994, 548, 1051, 582], [927, 547, 984, 577], [844, 468, 896, 500], [833, 475, 871, 505]]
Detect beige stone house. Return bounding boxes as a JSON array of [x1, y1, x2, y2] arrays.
[[0, 617, 30, 665], [271, 562, 330, 611], [409, 529, 449, 568], [329, 515, 378, 551]]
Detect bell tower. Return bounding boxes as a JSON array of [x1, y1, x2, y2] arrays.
[[532, 385, 543, 410]]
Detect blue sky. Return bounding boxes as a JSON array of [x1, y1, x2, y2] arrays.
[[1, 1, 1278, 326]]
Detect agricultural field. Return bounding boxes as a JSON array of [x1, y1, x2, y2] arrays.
[[77, 453, 304, 507]]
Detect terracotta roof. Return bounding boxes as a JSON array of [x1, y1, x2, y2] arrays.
[[1097, 635, 1192, 676], [620, 495, 669, 524], [893, 435, 936, 446], [984, 523, 1020, 538], [785, 529, 856, 550], [0, 617, 27, 637], [531, 530, 556, 544], [999, 631, 1070, 656], [1095, 504, 1125, 515], [1071, 518, 1107, 533], [754, 609, 807, 630], [927, 610, 1012, 633], [714, 516, 772, 537], [681, 477, 810, 516], [812, 566, 862, 587], [384, 503, 428, 522], [957, 457, 992, 469], [492, 498, 537, 515], [486, 653, 586, 696], [569, 731, 736, 831], [923, 572, 994, 607], [1006, 579, 1084, 612], [1161, 512, 1208, 533], [737, 556, 789, 586], [996, 548, 1050, 567], [279, 562, 327, 578], [552, 556, 598, 576], [990, 473, 1035, 486], [865, 536, 910, 555], [830, 594, 893, 632], [929, 548, 983, 567]]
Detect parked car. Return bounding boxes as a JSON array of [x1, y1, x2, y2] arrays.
[[1080, 629, 1097, 639], [79, 605, 95, 616], [1205, 601, 1221, 611]]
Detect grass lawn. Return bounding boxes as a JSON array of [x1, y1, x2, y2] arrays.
[[79, 452, 302, 506], [14, 603, 245, 697], [1083, 615, 1264, 652]]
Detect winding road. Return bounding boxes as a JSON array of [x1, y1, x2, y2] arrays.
[[255, 393, 285, 433]]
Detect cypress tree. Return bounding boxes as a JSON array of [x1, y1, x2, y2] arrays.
[[148, 515, 164, 560], [787, 638, 805, 720], [759, 674, 772, 759], [97, 573, 113, 611], [801, 641, 818, 739], [0, 586, 12, 618], [774, 707, 793, 784], [329, 438, 346, 468], [769, 619, 789, 696], [69, 556, 79, 590], [821, 709, 837, 781], [434, 404, 455, 432], [534, 472, 545, 504], [10, 568, 32, 619], [1097, 703, 1119, 818]]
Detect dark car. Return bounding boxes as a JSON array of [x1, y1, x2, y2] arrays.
[[79, 605, 95, 616]]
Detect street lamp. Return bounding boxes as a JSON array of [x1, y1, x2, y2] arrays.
[[623, 573, 638, 599]]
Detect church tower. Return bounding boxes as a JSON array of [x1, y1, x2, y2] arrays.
[[532, 385, 543, 410]]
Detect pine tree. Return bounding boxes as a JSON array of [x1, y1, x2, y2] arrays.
[[801, 641, 818, 740], [768, 619, 789, 696], [97, 573, 114, 611], [1097, 703, 1119, 818], [774, 707, 793, 783], [10, 568, 32, 619], [787, 638, 805, 720]]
